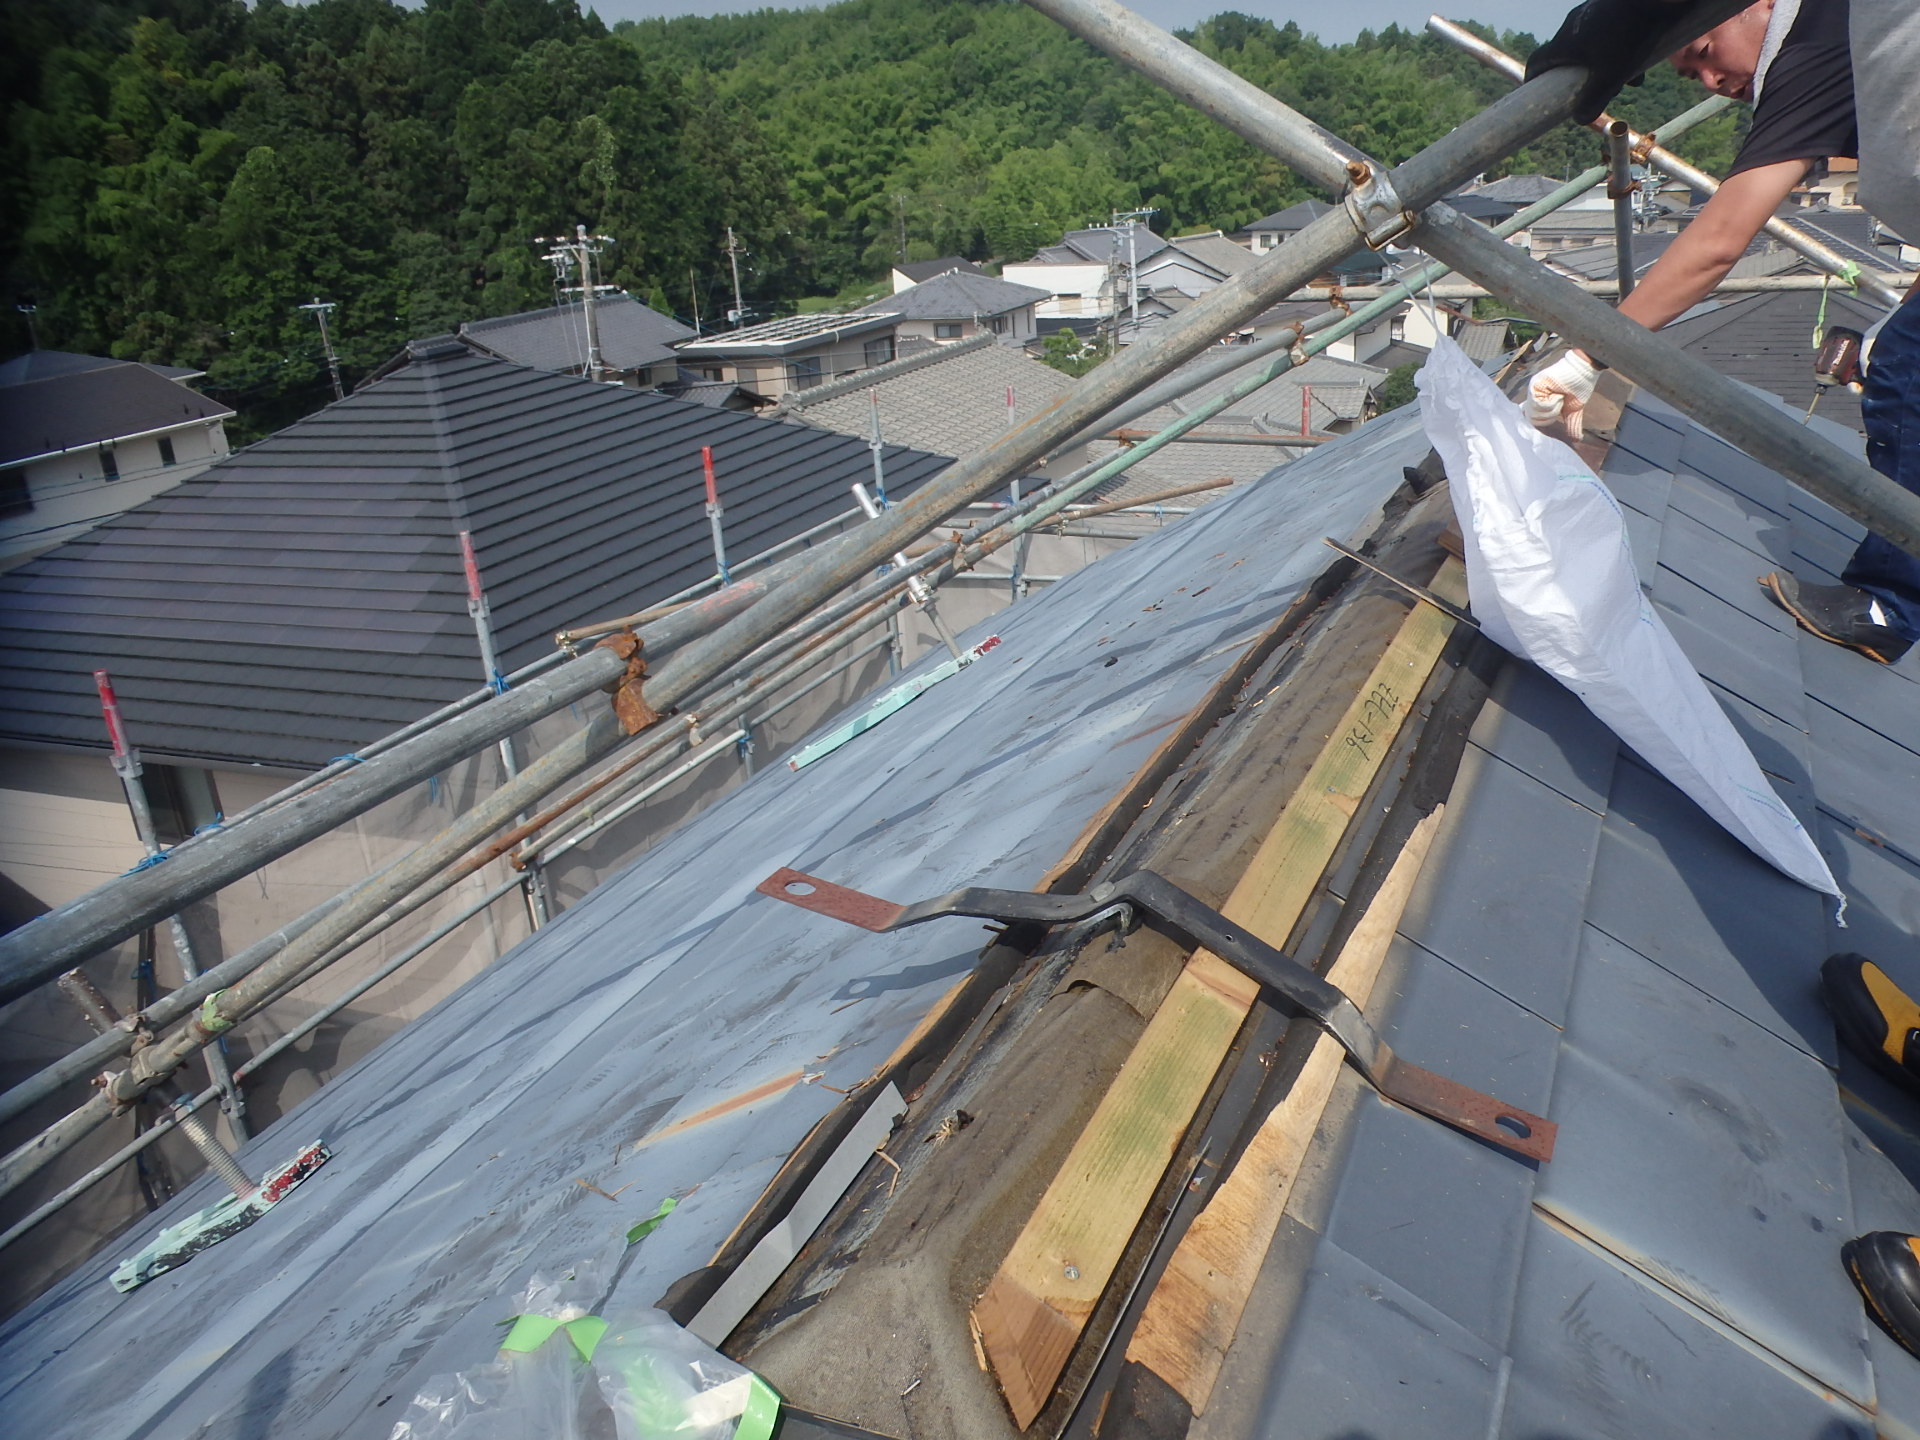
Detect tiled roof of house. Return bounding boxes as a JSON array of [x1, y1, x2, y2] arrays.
[[1659, 284, 1883, 433], [458, 293, 695, 374], [0, 342, 951, 769], [676, 311, 899, 354], [0, 362, 232, 468], [1244, 198, 1334, 231], [857, 271, 1048, 321], [892, 256, 986, 284], [0, 350, 202, 385]]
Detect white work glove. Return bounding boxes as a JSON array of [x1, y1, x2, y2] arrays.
[[1524, 350, 1601, 440]]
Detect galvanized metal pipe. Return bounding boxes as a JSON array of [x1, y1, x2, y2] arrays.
[[1607, 120, 1637, 299], [1425, 15, 1907, 309], [1327, 272, 1918, 300], [1041, 0, 1920, 555], [0, 875, 524, 1253], [0, 25, 1721, 1191], [0, 536, 850, 1002]]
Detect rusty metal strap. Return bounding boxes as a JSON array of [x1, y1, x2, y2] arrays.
[[595, 630, 659, 734]]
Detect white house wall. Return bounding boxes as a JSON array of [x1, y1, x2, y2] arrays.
[[0, 421, 228, 572]]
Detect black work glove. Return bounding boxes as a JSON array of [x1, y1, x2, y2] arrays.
[[1524, 0, 1720, 124]]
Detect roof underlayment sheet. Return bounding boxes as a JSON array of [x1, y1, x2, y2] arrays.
[[0, 409, 1421, 1438], [6, 382, 1920, 1440]]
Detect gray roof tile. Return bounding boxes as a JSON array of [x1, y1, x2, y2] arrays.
[[459, 293, 695, 374], [0, 363, 232, 466], [0, 349, 951, 768]]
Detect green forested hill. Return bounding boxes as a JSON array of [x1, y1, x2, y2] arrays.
[[1, 0, 1737, 433]]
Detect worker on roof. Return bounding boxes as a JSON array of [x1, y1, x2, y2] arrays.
[[1524, 0, 1920, 668]]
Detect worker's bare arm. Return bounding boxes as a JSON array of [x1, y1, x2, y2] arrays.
[[1609, 158, 1814, 335]]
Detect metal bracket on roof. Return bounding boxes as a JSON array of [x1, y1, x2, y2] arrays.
[[594, 629, 658, 734], [758, 866, 1556, 1163], [1342, 160, 1417, 252]]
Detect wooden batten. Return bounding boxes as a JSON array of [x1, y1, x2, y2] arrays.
[[971, 566, 1463, 1428], [1124, 806, 1445, 1413]]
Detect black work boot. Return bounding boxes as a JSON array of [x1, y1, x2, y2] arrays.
[[1822, 953, 1920, 1094], [1760, 572, 1914, 665], [1845, 1233, 1920, 1360]]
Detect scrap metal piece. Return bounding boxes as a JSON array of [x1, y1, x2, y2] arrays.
[[110, 1140, 331, 1293], [760, 867, 1555, 1162], [595, 630, 658, 734], [1321, 537, 1479, 628]]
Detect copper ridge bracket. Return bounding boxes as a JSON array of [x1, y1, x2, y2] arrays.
[[758, 865, 1556, 1163], [595, 629, 658, 734]]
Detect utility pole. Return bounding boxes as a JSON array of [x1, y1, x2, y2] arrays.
[[1111, 208, 1158, 339], [298, 298, 344, 402], [723, 227, 748, 329], [538, 226, 617, 381], [16, 304, 39, 352], [689, 266, 702, 335]]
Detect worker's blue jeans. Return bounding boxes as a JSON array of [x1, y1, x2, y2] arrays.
[[1846, 292, 1920, 642]]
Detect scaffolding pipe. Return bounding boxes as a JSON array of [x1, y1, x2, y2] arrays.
[[1606, 120, 1637, 299], [1037, 0, 1920, 556], [0, 875, 524, 1252], [0, 155, 1617, 1147], [1426, 15, 1907, 310], [93, 671, 250, 1143], [0, 534, 856, 1002], [1107, 429, 1327, 446], [1323, 272, 1919, 301], [0, 44, 1749, 1188]]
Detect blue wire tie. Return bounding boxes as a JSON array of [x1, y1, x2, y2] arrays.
[[125, 851, 169, 875], [328, 753, 364, 766], [490, 671, 510, 696]]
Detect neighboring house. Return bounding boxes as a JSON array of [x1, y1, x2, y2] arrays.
[[1545, 231, 1679, 288], [1659, 282, 1883, 433], [858, 271, 1047, 346], [1167, 229, 1260, 280], [997, 259, 1116, 318], [890, 256, 987, 293], [1235, 198, 1335, 252], [1234, 296, 1426, 363], [0, 351, 233, 570], [457, 292, 695, 388], [0, 338, 955, 1302], [1527, 208, 1619, 255], [674, 312, 902, 400]]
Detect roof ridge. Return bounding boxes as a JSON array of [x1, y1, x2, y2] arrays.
[[772, 333, 996, 412]]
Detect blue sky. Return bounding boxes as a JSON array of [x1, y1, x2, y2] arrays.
[[588, 1, 1553, 46]]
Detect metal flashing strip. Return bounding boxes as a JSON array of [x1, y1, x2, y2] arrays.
[[756, 868, 1554, 1163]]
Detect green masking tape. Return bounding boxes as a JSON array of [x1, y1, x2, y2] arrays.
[[626, 1194, 677, 1245], [735, 1374, 781, 1440], [499, 1313, 608, 1364], [197, 991, 235, 1035]]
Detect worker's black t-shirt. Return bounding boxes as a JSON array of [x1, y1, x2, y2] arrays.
[[1729, 0, 1859, 175]]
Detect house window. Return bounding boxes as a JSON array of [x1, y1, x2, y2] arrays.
[[142, 764, 222, 845], [989, 315, 1008, 335], [100, 445, 120, 481], [789, 356, 823, 390], [158, 435, 177, 466], [0, 468, 29, 517], [934, 322, 964, 340], [863, 336, 895, 368]]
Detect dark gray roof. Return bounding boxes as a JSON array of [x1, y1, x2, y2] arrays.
[[1442, 192, 1518, 223], [1781, 206, 1907, 271], [857, 270, 1047, 320], [1243, 388, 1920, 1438], [1660, 284, 1883, 432], [1546, 230, 1679, 281], [0, 362, 232, 467], [0, 350, 202, 385], [1245, 198, 1334, 231], [457, 293, 695, 374], [1468, 173, 1576, 205], [0, 344, 951, 769], [1035, 226, 1172, 265], [890, 256, 986, 284]]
